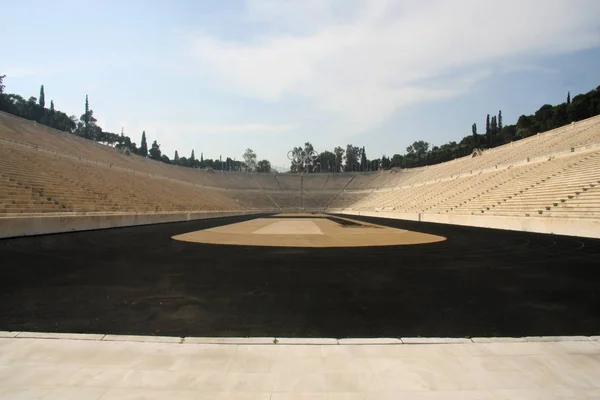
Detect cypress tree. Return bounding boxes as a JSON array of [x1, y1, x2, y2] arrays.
[[498, 110, 503, 130], [39, 85, 45, 108], [567, 92, 571, 105], [139, 131, 148, 157], [174, 150, 180, 164], [84, 95, 90, 126], [491, 116, 498, 148], [486, 114, 491, 144], [50, 100, 55, 112]]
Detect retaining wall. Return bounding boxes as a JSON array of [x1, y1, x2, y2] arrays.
[[0, 210, 272, 239], [337, 210, 600, 239]]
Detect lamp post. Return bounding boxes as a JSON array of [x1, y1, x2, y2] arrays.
[[287, 148, 318, 211]]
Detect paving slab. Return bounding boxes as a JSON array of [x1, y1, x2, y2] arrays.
[[102, 334, 182, 343], [471, 337, 527, 343], [275, 338, 339, 345], [524, 336, 591, 342], [16, 332, 105, 340], [338, 338, 402, 345], [184, 337, 275, 345], [401, 337, 473, 344]]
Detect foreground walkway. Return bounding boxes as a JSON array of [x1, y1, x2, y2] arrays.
[[1, 333, 599, 399]]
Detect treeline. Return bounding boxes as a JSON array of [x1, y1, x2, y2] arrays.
[[298, 84, 600, 172], [0, 75, 263, 172]]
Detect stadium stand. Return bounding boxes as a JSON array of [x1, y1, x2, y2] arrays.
[[252, 174, 281, 190], [343, 172, 380, 190], [301, 173, 329, 190], [265, 190, 301, 211], [0, 140, 243, 213], [302, 191, 342, 210], [274, 174, 301, 190], [1, 110, 600, 237], [321, 174, 355, 190]]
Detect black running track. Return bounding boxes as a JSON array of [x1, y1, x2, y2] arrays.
[[1, 213, 599, 338]]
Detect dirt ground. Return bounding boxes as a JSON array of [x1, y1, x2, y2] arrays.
[[172, 215, 446, 247], [1, 213, 600, 338]]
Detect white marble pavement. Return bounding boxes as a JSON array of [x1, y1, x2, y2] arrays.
[[1, 333, 599, 399]]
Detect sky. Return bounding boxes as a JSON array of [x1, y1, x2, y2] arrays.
[[2, 0, 600, 171]]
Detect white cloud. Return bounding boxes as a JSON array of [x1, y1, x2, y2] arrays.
[[189, 0, 600, 135]]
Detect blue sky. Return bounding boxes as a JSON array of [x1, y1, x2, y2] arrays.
[[2, 0, 600, 170]]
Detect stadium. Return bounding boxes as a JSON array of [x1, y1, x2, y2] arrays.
[[1, 106, 600, 397]]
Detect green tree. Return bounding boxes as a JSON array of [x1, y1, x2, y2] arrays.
[[149, 140, 161, 160], [243, 148, 257, 171], [318, 151, 336, 172], [344, 144, 360, 172], [553, 103, 568, 127], [490, 116, 498, 147], [289, 142, 316, 172], [360, 146, 368, 171], [491, 116, 498, 135], [498, 110, 503, 130], [174, 150, 180, 164], [0, 74, 5, 94], [567, 91, 571, 105], [370, 158, 381, 171], [76, 95, 99, 139], [381, 155, 391, 169], [390, 154, 403, 168], [485, 114, 490, 143], [516, 114, 539, 138], [39, 85, 45, 109], [407, 140, 429, 163], [333, 146, 345, 172], [535, 104, 555, 131], [50, 100, 55, 112], [567, 96, 591, 122], [83, 95, 90, 130], [139, 131, 148, 157], [256, 159, 272, 173]]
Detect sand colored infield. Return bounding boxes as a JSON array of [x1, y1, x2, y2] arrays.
[[172, 215, 446, 247], [253, 220, 323, 235]]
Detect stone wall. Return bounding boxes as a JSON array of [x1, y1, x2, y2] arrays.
[[336, 210, 600, 239], [0, 210, 271, 239]]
